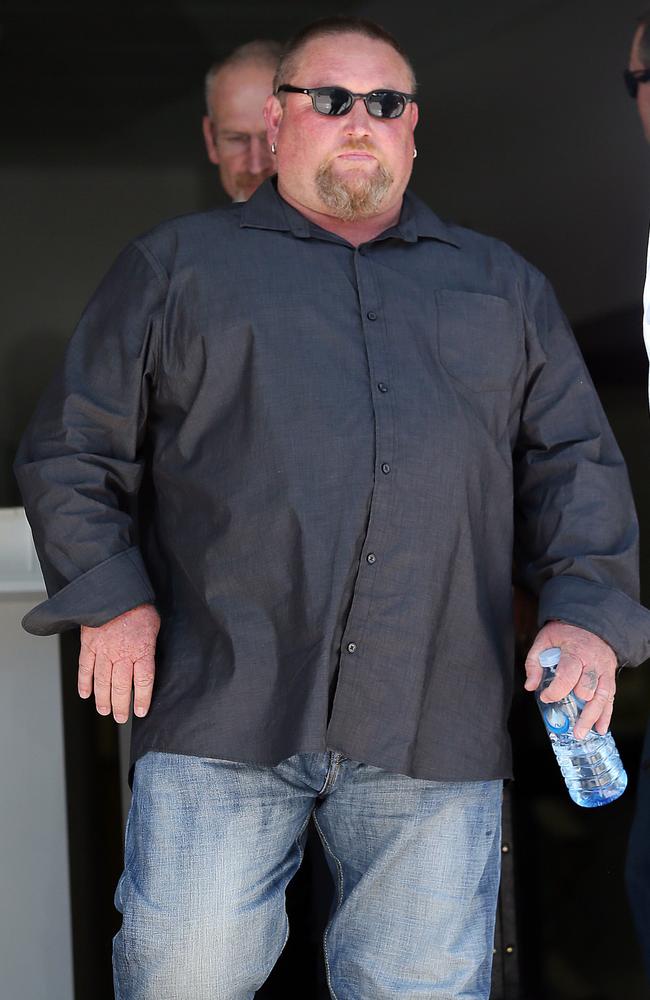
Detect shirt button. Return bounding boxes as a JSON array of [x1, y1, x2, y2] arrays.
[[347, 642, 357, 654], [367, 310, 378, 321], [381, 462, 391, 474], [377, 382, 389, 393], [367, 553, 377, 564]]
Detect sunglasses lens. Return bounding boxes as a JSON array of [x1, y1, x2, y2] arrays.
[[309, 87, 408, 117], [313, 87, 353, 115], [367, 91, 406, 118]]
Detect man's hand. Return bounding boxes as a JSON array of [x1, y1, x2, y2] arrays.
[[78, 603, 160, 723], [524, 621, 618, 739]]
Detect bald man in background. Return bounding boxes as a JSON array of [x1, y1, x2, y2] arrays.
[[202, 40, 281, 202]]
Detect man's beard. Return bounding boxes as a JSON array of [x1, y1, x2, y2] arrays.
[[315, 149, 393, 222]]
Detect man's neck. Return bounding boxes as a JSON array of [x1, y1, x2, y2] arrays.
[[278, 184, 403, 247]]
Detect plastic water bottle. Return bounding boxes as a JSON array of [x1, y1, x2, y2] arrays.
[[535, 647, 627, 808]]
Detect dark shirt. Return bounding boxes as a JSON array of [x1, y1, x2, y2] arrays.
[[14, 179, 650, 781]]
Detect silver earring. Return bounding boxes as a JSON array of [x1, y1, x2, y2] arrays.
[[271, 142, 277, 154], [413, 147, 418, 159]]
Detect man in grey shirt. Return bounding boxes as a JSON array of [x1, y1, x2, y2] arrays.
[[624, 9, 650, 984], [16, 15, 650, 999]]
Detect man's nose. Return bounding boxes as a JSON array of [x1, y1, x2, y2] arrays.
[[343, 98, 373, 136], [247, 135, 273, 175]]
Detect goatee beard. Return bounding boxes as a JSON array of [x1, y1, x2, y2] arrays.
[[315, 155, 394, 222]]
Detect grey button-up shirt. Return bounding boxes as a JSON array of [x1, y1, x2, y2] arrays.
[[14, 179, 650, 781]]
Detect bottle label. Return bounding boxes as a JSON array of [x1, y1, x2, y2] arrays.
[[538, 680, 585, 736], [543, 705, 571, 734]]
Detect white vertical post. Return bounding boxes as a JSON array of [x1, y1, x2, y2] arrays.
[[0, 508, 74, 1000]]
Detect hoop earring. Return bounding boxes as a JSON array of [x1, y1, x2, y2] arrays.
[[413, 147, 418, 159]]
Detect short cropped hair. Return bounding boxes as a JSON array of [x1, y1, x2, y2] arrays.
[[637, 9, 650, 67], [204, 40, 283, 117], [273, 16, 417, 96]]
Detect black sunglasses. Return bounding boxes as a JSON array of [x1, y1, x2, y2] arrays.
[[624, 68, 650, 98], [276, 85, 416, 119]]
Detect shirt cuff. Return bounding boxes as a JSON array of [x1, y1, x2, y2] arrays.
[[22, 546, 156, 636], [538, 575, 650, 667]]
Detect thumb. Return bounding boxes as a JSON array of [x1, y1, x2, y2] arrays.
[[523, 628, 553, 692]]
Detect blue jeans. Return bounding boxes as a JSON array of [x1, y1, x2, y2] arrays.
[[113, 751, 502, 999]]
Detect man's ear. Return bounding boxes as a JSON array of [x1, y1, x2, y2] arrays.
[[264, 95, 282, 149], [202, 116, 220, 165]]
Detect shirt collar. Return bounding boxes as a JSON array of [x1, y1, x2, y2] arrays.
[[239, 177, 461, 249]]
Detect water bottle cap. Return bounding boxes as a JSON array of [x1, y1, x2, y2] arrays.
[[538, 646, 562, 669]]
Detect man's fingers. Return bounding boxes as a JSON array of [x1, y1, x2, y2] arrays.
[[593, 695, 615, 736], [93, 651, 113, 716], [111, 657, 135, 724], [133, 655, 156, 718], [523, 658, 543, 693], [78, 607, 160, 720], [524, 630, 580, 697], [538, 651, 581, 703], [525, 622, 619, 739], [575, 684, 615, 739], [574, 666, 605, 702], [523, 629, 549, 690], [78, 643, 96, 699]]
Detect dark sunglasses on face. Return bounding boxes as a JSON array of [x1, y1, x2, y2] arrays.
[[275, 84, 416, 119], [624, 67, 650, 98]]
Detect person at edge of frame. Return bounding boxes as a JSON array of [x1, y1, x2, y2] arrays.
[[623, 9, 650, 986], [15, 15, 650, 1000]]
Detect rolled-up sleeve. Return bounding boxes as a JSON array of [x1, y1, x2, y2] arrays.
[[514, 272, 650, 666], [14, 240, 166, 635]]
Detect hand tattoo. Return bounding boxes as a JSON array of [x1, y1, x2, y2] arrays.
[[583, 668, 598, 691]]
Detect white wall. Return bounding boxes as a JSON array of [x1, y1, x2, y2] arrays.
[[0, 511, 73, 1000]]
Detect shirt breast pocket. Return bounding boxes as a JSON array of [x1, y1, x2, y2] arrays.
[[436, 290, 520, 392]]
